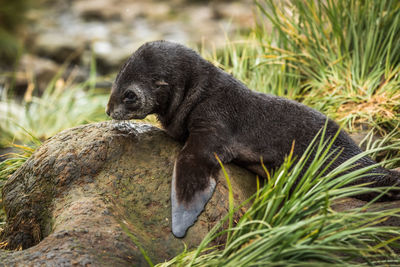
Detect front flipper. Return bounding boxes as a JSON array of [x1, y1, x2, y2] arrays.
[[170, 132, 232, 238], [171, 166, 216, 237]]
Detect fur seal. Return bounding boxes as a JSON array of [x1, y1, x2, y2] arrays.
[[106, 40, 400, 238]]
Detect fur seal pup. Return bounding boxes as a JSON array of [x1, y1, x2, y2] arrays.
[[106, 40, 400, 238]]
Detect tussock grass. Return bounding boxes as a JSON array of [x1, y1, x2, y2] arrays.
[[0, 69, 109, 147], [285, 0, 400, 131], [0, 0, 33, 64], [205, 0, 400, 136], [202, 0, 400, 167], [0, 141, 39, 227], [359, 127, 400, 169], [203, 38, 303, 98], [158, 128, 400, 266]]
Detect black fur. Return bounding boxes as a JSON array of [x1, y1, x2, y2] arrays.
[[106, 40, 400, 237]]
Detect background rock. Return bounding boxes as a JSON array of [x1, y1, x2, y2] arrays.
[[1, 0, 255, 95], [27, 0, 254, 74], [13, 54, 60, 97]]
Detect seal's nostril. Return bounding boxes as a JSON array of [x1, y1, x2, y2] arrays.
[[105, 106, 111, 117]]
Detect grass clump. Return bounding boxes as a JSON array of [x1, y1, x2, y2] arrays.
[[256, 0, 400, 132], [202, 0, 400, 168], [0, 0, 34, 64], [0, 142, 39, 227], [0, 72, 109, 147], [158, 128, 400, 266], [206, 0, 400, 136]]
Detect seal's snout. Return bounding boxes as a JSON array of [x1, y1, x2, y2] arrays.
[[105, 99, 113, 117]]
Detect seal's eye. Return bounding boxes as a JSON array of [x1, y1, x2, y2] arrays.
[[155, 80, 169, 90], [123, 91, 137, 104]]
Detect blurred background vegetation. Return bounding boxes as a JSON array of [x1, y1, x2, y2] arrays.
[[1, 0, 400, 265], [0, 0, 32, 65]]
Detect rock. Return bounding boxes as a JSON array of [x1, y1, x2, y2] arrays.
[[73, 0, 172, 22], [0, 121, 257, 266], [34, 32, 85, 64], [212, 1, 255, 29], [91, 42, 135, 74], [73, 0, 122, 21], [14, 54, 60, 96], [332, 197, 400, 227], [25, 0, 255, 76], [3, 53, 89, 98], [349, 131, 381, 151]]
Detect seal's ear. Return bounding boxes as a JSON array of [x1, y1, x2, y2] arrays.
[[171, 161, 217, 238]]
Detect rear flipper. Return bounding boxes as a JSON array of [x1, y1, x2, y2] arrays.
[[353, 167, 400, 201], [385, 169, 400, 200]]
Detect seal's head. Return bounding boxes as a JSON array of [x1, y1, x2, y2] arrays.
[[106, 40, 199, 120]]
